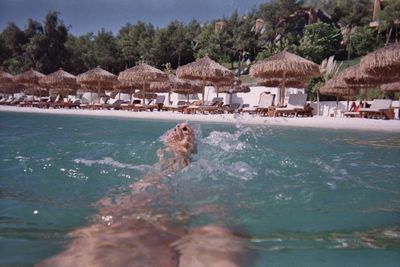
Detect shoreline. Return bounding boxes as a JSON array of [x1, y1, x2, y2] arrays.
[[1, 105, 400, 132]]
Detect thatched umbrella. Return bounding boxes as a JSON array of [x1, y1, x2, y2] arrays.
[[39, 68, 79, 97], [256, 77, 307, 88], [0, 70, 19, 96], [77, 66, 117, 104], [23, 87, 49, 97], [320, 76, 360, 115], [118, 63, 167, 105], [170, 75, 202, 103], [13, 69, 46, 97], [250, 49, 320, 106], [338, 64, 391, 100], [112, 80, 140, 101], [360, 43, 400, 78], [213, 77, 242, 98], [176, 55, 235, 103], [133, 92, 157, 100], [381, 81, 400, 92]]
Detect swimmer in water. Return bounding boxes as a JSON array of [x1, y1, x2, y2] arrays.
[[38, 123, 249, 267]]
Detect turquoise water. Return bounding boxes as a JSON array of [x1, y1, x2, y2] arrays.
[[0, 111, 400, 266]]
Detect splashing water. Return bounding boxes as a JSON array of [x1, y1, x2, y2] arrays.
[[0, 112, 400, 266]]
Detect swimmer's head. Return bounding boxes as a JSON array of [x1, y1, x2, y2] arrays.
[[163, 122, 196, 158]]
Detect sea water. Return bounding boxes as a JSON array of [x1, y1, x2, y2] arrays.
[[0, 112, 399, 266]]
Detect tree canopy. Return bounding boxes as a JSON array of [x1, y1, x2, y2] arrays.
[[0, 1, 395, 76]]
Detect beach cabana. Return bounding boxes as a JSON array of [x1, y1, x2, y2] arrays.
[[39, 68, 79, 98], [250, 49, 320, 107], [360, 43, 400, 79], [176, 55, 235, 103], [118, 63, 167, 105], [77, 66, 117, 104]]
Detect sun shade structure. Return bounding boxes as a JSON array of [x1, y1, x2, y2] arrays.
[[176, 55, 235, 102], [339, 64, 387, 86], [118, 63, 167, 104], [39, 68, 79, 96], [256, 77, 306, 88], [133, 92, 157, 100], [0, 70, 19, 94], [13, 69, 46, 97], [250, 50, 320, 106], [77, 66, 117, 103], [13, 69, 45, 85], [320, 76, 360, 113], [360, 43, 400, 78], [381, 81, 400, 92]]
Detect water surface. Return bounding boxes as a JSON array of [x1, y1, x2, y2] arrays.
[[0, 112, 399, 266]]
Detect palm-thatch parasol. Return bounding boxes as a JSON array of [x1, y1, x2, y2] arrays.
[[320, 76, 360, 115], [118, 63, 167, 105], [133, 92, 157, 100], [256, 77, 307, 88], [77, 66, 117, 103], [176, 55, 235, 102], [0, 70, 19, 95], [250, 49, 320, 106], [169, 75, 202, 103], [381, 81, 400, 92], [218, 83, 251, 106], [39, 68, 79, 97], [213, 77, 242, 97], [360, 43, 400, 79], [13, 68, 46, 97]]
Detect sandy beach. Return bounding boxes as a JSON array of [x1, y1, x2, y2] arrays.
[[1, 105, 400, 132]]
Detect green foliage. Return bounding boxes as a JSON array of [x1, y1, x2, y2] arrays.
[[351, 26, 382, 57], [378, 0, 400, 22], [296, 22, 341, 63], [193, 25, 221, 61]]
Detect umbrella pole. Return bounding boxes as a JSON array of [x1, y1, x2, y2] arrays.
[[202, 77, 205, 104], [347, 88, 350, 111], [142, 81, 146, 105], [336, 96, 339, 117], [280, 71, 287, 107]]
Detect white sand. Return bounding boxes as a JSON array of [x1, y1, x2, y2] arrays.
[[1, 105, 400, 132]]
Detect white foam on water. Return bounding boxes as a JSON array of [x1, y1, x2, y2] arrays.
[[73, 157, 151, 172]]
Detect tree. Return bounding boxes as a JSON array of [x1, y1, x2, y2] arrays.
[[296, 22, 342, 63], [378, 0, 400, 44], [0, 23, 28, 73], [116, 22, 155, 67], [65, 33, 97, 74], [351, 26, 382, 57], [39, 12, 70, 73], [193, 25, 221, 61], [93, 29, 121, 72]]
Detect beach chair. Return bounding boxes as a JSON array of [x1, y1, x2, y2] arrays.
[[274, 93, 307, 117], [242, 92, 275, 116], [165, 100, 188, 113], [193, 97, 223, 114], [103, 99, 125, 110], [145, 95, 165, 111], [223, 102, 242, 114], [359, 99, 393, 119]]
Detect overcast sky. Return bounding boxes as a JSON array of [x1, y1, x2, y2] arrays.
[[0, 0, 268, 35]]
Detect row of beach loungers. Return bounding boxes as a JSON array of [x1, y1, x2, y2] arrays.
[[0, 93, 395, 119]]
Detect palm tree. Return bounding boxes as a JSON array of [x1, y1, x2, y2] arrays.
[[313, 56, 342, 115]]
